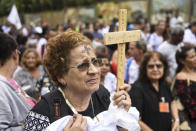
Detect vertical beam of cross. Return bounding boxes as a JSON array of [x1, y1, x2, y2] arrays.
[[116, 9, 127, 91], [104, 9, 141, 92]]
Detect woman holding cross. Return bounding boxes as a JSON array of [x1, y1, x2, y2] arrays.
[[23, 30, 137, 131]]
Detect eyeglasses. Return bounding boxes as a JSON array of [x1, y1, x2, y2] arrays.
[[147, 64, 163, 69], [70, 58, 102, 71]]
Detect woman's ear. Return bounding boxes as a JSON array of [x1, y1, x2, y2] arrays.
[[12, 50, 19, 64], [179, 59, 185, 65], [57, 75, 67, 86]]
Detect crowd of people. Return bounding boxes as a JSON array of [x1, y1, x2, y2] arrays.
[[0, 13, 196, 131]]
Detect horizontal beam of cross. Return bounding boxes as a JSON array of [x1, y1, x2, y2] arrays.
[[104, 30, 141, 45]]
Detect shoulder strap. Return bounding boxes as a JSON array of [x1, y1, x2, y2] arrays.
[[170, 76, 176, 91], [180, 72, 190, 86], [183, 73, 190, 86], [0, 79, 31, 108]]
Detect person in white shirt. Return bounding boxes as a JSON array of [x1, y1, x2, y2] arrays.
[[170, 10, 184, 28], [158, 25, 184, 80], [125, 41, 147, 84], [142, 23, 151, 43], [148, 20, 166, 51], [183, 22, 196, 47], [98, 22, 110, 36], [97, 53, 117, 93], [34, 27, 47, 58]]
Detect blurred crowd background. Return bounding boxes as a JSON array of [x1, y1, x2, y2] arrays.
[[0, 0, 196, 130]]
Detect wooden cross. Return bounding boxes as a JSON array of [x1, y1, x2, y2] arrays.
[[104, 9, 141, 91]]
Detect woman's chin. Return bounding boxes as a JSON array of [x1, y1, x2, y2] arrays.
[[87, 84, 99, 92]]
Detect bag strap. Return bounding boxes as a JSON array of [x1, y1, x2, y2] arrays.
[[183, 73, 190, 86], [179, 72, 190, 86], [171, 76, 176, 91]]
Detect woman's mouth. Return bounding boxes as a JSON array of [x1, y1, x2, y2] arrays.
[[87, 78, 99, 84]]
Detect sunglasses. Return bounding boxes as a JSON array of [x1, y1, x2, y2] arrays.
[[147, 64, 163, 69], [71, 58, 102, 71]]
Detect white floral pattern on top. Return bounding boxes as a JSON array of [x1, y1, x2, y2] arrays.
[[24, 111, 50, 131]]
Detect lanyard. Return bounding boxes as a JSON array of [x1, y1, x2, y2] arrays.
[[58, 88, 78, 114], [58, 88, 100, 122]]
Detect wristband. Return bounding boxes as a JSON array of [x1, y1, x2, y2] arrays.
[[172, 118, 180, 123]]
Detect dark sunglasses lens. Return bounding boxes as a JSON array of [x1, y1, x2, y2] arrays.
[[77, 62, 89, 71], [148, 64, 163, 69], [148, 65, 154, 69], [157, 64, 163, 68]]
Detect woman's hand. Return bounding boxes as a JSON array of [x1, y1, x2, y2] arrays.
[[113, 90, 131, 112], [64, 114, 87, 131], [119, 84, 131, 92], [171, 121, 180, 131]]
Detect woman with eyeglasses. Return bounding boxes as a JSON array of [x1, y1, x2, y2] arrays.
[[24, 30, 135, 131], [129, 52, 179, 131], [172, 46, 196, 130]]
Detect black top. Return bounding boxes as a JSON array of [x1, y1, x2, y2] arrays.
[[173, 79, 196, 120], [24, 85, 110, 131], [129, 80, 174, 131]]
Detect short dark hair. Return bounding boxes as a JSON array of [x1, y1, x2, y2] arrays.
[[0, 32, 17, 66], [175, 45, 194, 73], [135, 41, 147, 53], [125, 42, 130, 53], [134, 18, 144, 25], [96, 52, 109, 59], [125, 41, 147, 53], [138, 51, 169, 83], [83, 31, 94, 41], [95, 45, 107, 56]]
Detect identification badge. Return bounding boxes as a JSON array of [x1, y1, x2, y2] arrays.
[[159, 102, 169, 113]]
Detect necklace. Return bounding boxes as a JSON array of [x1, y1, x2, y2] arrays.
[[58, 88, 99, 122]]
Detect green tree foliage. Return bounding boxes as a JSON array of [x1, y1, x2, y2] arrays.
[[0, 0, 116, 17], [0, 0, 13, 16]]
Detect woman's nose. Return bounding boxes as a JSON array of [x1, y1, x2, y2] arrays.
[[152, 66, 158, 71], [87, 63, 99, 74]]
